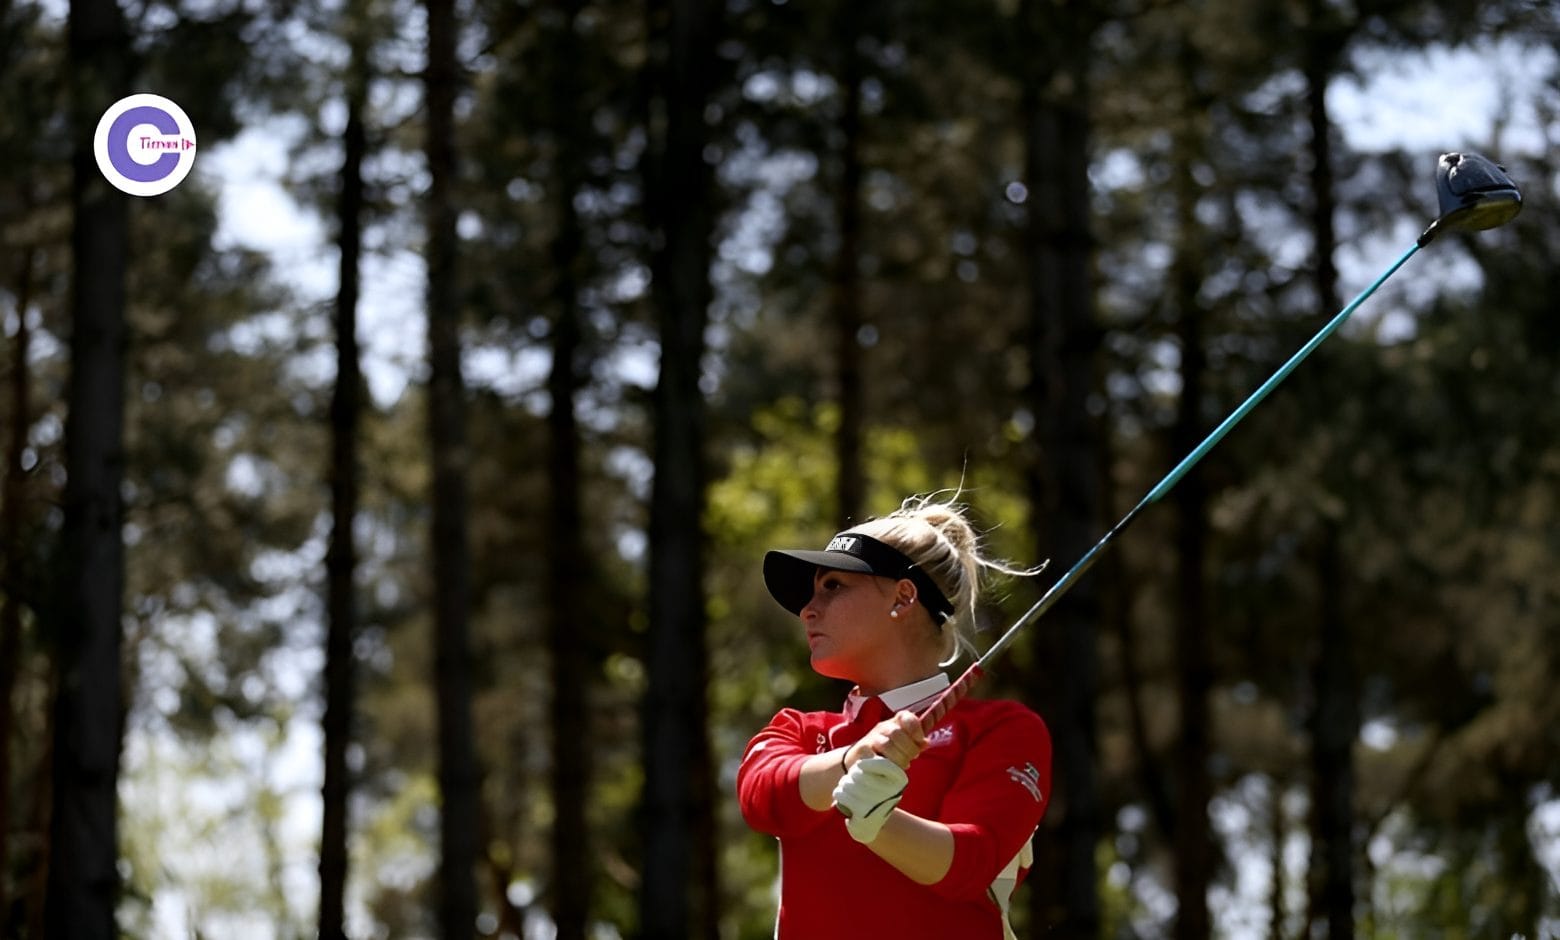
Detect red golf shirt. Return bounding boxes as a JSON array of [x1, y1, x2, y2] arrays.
[[737, 675, 1052, 939]]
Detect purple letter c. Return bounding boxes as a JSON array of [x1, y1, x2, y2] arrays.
[[107, 105, 179, 183]]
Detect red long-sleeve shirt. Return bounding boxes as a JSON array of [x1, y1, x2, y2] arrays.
[[737, 683, 1052, 939]]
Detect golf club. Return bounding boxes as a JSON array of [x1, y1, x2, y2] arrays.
[[911, 151, 1522, 734]]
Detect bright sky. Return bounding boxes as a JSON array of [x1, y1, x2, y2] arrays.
[[115, 31, 1558, 940], [204, 123, 429, 407], [1324, 39, 1555, 347]]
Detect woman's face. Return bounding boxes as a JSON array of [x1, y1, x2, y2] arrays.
[[799, 568, 907, 689]]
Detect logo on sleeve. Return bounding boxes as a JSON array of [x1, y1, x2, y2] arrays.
[[1006, 763, 1044, 802]]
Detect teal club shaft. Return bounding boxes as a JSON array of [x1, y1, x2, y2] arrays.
[[1142, 241, 1421, 505], [915, 240, 1423, 732]]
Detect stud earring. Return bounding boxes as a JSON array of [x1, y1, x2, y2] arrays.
[[889, 609, 900, 619]]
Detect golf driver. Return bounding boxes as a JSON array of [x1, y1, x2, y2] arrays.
[[910, 151, 1522, 733]]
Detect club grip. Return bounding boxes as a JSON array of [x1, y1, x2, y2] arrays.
[[836, 664, 988, 820], [917, 663, 985, 733]]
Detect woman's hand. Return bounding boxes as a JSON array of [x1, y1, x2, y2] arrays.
[[832, 757, 908, 842], [844, 710, 928, 771]]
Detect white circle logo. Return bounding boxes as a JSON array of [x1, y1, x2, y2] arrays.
[[93, 94, 197, 197]]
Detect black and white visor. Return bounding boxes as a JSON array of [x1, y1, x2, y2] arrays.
[[763, 532, 955, 624]]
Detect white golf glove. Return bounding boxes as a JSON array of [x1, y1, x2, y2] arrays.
[[832, 756, 908, 844]]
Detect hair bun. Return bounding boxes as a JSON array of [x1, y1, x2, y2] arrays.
[[849, 491, 1043, 665]]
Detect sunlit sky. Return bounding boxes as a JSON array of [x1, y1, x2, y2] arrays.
[[84, 22, 1559, 939], [199, 35, 1559, 401]]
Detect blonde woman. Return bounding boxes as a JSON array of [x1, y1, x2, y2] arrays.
[[737, 495, 1051, 939]]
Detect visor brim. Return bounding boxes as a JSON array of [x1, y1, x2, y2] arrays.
[[763, 549, 875, 615]]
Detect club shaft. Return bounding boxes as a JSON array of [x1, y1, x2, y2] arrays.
[[920, 241, 1422, 731], [1143, 241, 1421, 504]]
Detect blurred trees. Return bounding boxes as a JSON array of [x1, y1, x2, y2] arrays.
[[0, 0, 1557, 938], [318, 0, 373, 935], [45, 0, 131, 934], [421, 0, 483, 932], [1, 3, 65, 935], [639, 0, 724, 935], [1007, 0, 1107, 933]]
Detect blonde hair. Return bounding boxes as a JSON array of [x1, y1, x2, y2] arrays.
[[847, 493, 1044, 664]]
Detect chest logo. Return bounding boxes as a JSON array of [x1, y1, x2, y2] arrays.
[[926, 726, 955, 748]]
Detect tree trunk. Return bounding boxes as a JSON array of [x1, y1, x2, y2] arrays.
[[1307, 523, 1355, 938], [638, 0, 721, 936], [546, 2, 592, 933], [1302, 40, 1355, 936], [0, 234, 37, 938], [1170, 56, 1213, 940], [1160, 31, 1216, 940], [318, 23, 367, 938], [45, 0, 130, 935], [830, 0, 865, 528], [423, 0, 481, 933], [1018, 1, 1102, 934], [1269, 777, 1288, 940]]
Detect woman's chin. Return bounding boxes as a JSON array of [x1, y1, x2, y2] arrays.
[[808, 654, 850, 682]]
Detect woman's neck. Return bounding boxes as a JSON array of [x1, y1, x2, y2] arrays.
[[856, 662, 943, 698]]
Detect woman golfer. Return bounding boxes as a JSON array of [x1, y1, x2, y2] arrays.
[[737, 495, 1052, 939]]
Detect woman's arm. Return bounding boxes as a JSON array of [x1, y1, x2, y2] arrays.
[[831, 710, 953, 882], [805, 709, 928, 810], [797, 748, 851, 811], [862, 809, 955, 885], [738, 710, 841, 835], [843, 705, 1049, 895]]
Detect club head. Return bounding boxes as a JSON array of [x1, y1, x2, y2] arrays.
[[1418, 152, 1522, 246]]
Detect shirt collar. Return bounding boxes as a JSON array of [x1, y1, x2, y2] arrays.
[[843, 672, 951, 720]]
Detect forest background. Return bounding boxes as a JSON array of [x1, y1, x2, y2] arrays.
[[2, 0, 1558, 938]]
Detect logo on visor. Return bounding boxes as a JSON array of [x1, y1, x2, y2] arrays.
[[93, 94, 198, 197], [826, 536, 860, 553]]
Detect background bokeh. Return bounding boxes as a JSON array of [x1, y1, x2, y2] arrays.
[[2, 0, 1558, 937]]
